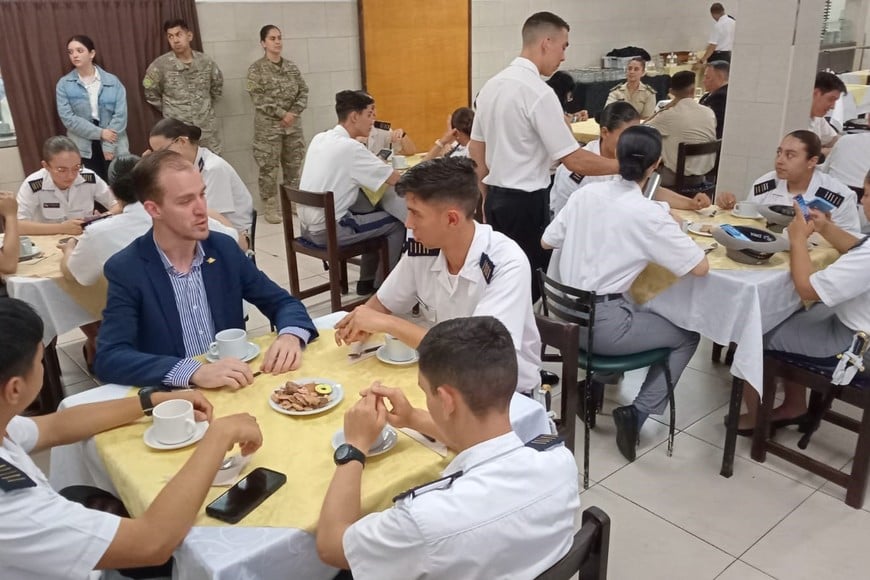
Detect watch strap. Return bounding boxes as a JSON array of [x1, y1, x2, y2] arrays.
[[334, 443, 366, 467], [139, 387, 157, 416]]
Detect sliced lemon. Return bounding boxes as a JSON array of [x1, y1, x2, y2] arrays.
[[315, 383, 333, 395]]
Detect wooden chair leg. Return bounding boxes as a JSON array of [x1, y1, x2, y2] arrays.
[[326, 259, 344, 312], [583, 373, 592, 489], [287, 250, 302, 298], [711, 343, 724, 362], [339, 260, 349, 295], [751, 370, 778, 462], [720, 376, 743, 477], [377, 240, 389, 286], [724, 343, 736, 365], [846, 392, 870, 508]]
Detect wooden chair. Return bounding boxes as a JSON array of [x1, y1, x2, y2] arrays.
[[535, 314, 580, 454], [751, 352, 870, 508], [280, 186, 389, 312], [539, 270, 677, 488], [535, 507, 611, 580], [674, 140, 722, 200]]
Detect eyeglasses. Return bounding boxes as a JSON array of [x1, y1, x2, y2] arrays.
[[48, 164, 82, 175]]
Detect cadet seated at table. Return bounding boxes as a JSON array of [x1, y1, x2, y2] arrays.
[[542, 125, 709, 461], [720, 130, 860, 233], [16, 136, 119, 236], [605, 57, 657, 120], [334, 157, 543, 395], [733, 186, 870, 433], [0, 191, 18, 275], [317, 316, 579, 579], [95, 150, 317, 389], [421, 107, 475, 161], [0, 297, 264, 580]]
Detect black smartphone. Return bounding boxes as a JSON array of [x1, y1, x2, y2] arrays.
[[205, 467, 286, 524], [373, 120, 391, 131], [376, 148, 393, 161]]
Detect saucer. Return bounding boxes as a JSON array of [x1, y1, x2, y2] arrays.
[[731, 209, 763, 219], [331, 426, 398, 457], [204, 341, 260, 363], [686, 222, 715, 237], [18, 245, 43, 262], [144, 421, 208, 450], [376, 345, 419, 366]]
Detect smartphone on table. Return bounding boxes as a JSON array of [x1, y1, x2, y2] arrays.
[[206, 467, 286, 524]]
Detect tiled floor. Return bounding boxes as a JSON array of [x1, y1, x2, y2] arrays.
[[52, 216, 870, 580]]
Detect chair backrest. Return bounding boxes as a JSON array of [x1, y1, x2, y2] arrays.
[[674, 139, 722, 193], [538, 269, 597, 380], [534, 506, 611, 580], [534, 313, 580, 453], [248, 208, 258, 255], [280, 185, 339, 245]]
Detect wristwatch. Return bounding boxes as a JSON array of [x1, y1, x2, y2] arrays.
[[333, 443, 366, 467], [138, 387, 158, 416]]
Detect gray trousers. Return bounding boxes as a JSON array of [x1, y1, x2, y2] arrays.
[[580, 297, 700, 415], [303, 207, 404, 284], [764, 303, 868, 368], [349, 185, 408, 223]]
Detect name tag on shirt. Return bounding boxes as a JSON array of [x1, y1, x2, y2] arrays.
[[0, 458, 37, 492], [42, 202, 61, 209]]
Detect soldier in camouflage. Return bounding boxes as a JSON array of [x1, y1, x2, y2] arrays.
[[246, 25, 308, 224], [143, 19, 224, 154]]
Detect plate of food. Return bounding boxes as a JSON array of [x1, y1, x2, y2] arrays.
[[687, 222, 716, 237], [269, 378, 344, 416]]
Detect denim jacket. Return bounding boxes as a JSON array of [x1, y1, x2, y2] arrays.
[[56, 66, 129, 158]]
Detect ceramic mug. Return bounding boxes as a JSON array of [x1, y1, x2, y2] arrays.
[[152, 399, 196, 445], [18, 236, 34, 257], [208, 328, 248, 360], [391, 155, 408, 169], [734, 201, 758, 217], [383, 334, 416, 362]]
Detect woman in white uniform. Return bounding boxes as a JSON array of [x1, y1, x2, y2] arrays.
[[542, 125, 710, 461]]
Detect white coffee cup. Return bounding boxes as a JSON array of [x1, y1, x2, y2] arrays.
[[208, 328, 248, 360], [18, 236, 34, 257], [152, 399, 196, 445], [734, 201, 758, 216], [384, 334, 416, 362], [392, 155, 408, 169]]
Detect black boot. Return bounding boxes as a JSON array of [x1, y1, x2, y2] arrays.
[[612, 405, 639, 461]]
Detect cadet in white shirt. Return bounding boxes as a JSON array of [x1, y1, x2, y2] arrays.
[[733, 194, 870, 433], [148, 118, 254, 234], [299, 90, 407, 294], [61, 154, 238, 287], [741, 131, 860, 234], [543, 126, 709, 461], [334, 157, 542, 395], [808, 72, 847, 154], [0, 298, 263, 580], [469, 11, 620, 301], [317, 316, 579, 579], [700, 3, 736, 64], [823, 132, 870, 190], [17, 136, 118, 236]]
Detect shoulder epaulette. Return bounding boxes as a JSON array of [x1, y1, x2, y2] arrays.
[[81, 172, 96, 184], [28, 179, 43, 192], [0, 458, 37, 492], [404, 239, 439, 257], [753, 179, 776, 196], [815, 187, 844, 208], [197, 157, 205, 172], [569, 172, 585, 184], [479, 252, 495, 284], [525, 433, 564, 451]]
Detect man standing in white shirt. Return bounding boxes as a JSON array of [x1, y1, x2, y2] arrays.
[[700, 3, 736, 64], [0, 297, 263, 580], [809, 71, 847, 155], [469, 11, 619, 301], [299, 90, 405, 295], [317, 316, 579, 579]]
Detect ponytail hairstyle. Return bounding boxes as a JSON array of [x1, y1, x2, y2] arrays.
[[149, 118, 202, 144], [595, 101, 640, 132], [616, 125, 662, 182]]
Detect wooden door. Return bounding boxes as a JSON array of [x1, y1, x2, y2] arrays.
[[359, 0, 470, 148]]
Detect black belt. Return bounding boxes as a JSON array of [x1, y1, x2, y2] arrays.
[[594, 293, 624, 303]]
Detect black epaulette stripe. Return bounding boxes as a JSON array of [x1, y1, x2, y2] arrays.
[[28, 179, 43, 192], [197, 158, 205, 172], [753, 179, 776, 196], [569, 172, 585, 184], [479, 252, 495, 284], [403, 239, 439, 257], [81, 172, 96, 184], [815, 187, 844, 208]]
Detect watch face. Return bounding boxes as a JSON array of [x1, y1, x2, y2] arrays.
[[334, 443, 364, 465]]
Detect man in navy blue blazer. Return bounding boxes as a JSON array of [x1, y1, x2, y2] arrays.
[[94, 150, 317, 388]]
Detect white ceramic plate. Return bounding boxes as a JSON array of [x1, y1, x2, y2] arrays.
[[686, 222, 715, 237], [144, 421, 208, 450], [331, 425, 399, 457], [204, 341, 260, 363], [731, 209, 763, 219], [375, 345, 419, 366], [269, 378, 344, 416]]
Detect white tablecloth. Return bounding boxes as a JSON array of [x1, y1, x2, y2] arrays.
[[643, 268, 803, 392], [5, 275, 97, 343], [830, 87, 870, 130]]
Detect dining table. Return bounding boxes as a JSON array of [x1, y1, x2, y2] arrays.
[[48, 314, 551, 580], [626, 207, 841, 479], [830, 82, 870, 130]]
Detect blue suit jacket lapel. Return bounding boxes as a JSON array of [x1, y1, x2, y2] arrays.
[[139, 233, 186, 356], [200, 237, 227, 331]]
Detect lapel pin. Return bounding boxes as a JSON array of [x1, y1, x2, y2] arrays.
[[206, 257, 216, 264]]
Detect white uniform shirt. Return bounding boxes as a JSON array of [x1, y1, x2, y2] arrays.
[[549, 140, 620, 216], [823, 132, 870, 188], [299, 125, 394, 234], [709, 15, 736, 51], [196, 147, 254, 233], [66, 202, 238, 286], [343, 431, 579, 580], [809, 116, 839, 147], [750, 170, 860, 233], [16, 168, 115, 223], [377, 223, 542, 393], [471, 57, 580, 192], [543, 178, 704, 293], [811, 239, 870, 333], [0, 416, 120, 580]]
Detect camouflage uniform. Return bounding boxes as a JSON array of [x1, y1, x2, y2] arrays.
[[604, 81, 658, 119], [246, 57, 308, 221], [143, 51, 224, 154]]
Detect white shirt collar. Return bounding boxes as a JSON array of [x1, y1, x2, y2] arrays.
[[442, 431, 524, 476], [430, 222, 492, 283], [510, 57, 542, 77]]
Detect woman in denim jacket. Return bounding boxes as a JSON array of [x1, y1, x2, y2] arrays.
[[56, 35, 129, 180]]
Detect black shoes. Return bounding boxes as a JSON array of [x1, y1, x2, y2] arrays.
[[612, 405, 639, 461], [356, 280, 376, 296], [540, 370, 560, 386], [722, 413, 810, 438]]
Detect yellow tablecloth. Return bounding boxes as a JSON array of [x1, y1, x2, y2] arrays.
[[629, 208, 841, 304], [12, 234, 106, 318], [362, 153, 427, 205], [93, 332, 450, 531], [571, 119, 601, 143], [847, 84, 868, 107]]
